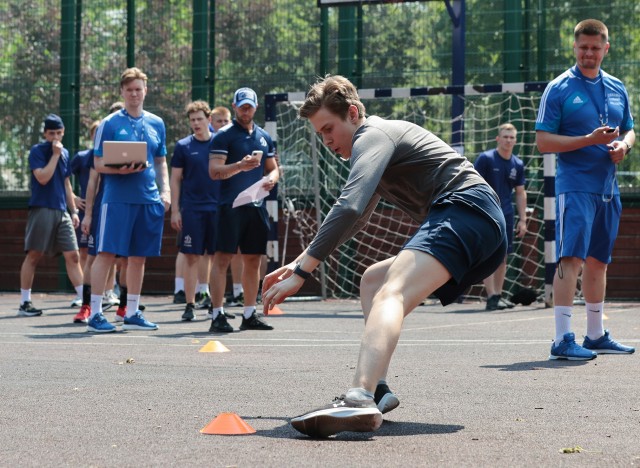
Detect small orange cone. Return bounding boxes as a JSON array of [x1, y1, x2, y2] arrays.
[[199, 340, 230, 353], [267, 305, 284, 315], [200, 412, 256, 435]]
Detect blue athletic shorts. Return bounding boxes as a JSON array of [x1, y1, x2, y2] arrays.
[[179, 209, 217, 255], [75, 212, 89, 249], [215, 204, 270, 255], [556, 192, 621, 264], [403, 184, 507, 306], [96, 202, 165, 257], [503, 211, 514, 254]]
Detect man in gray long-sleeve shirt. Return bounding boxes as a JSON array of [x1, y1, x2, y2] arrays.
[[262, 75, 507, 438]]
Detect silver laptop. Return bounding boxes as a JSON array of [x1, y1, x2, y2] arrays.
[[103, 141, 148, 168]]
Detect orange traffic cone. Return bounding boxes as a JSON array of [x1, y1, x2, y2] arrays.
[[199, 340, 230, 353], [267, 305, 284, 315], [200, 412, 256, 435]]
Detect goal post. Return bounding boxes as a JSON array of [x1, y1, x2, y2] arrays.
[[265, 81, 556, 305]]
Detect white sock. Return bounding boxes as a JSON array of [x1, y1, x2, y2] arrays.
[[233, 283, 243, 297], [90, 294, 103, 319], [175, 278, 184, 293], [196, 283, 208, 294], [554, 306, 573, 345], [243, 306, 256, 319], [585, 301, 605, 341], [345, 387, 374, 401], [126, 294, 140, 318], [21, 288, 31, 303], [74, 285, 83, 298], [211, 307, 223, 320]]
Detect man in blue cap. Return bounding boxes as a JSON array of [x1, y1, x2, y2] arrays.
[[207, 87, 280, 333], [19, 114, 84, 317]]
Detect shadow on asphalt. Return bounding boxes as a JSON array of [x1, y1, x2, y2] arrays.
[[248, 418, 464, 440], [481, 359, 592, 371]]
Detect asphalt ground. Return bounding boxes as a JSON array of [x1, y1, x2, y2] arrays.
[[1, 292, 639, 467]]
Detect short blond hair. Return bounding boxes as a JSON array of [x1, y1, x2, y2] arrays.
[[498, 123, 517, 136], [120, 67, 148, 88]]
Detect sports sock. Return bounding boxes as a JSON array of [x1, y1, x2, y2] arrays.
[[119, 286, 128, 307], [196, 283, 208, 294], [90, 294, 103, 319], [126, 294, 140, 318], [175, 278, 184, 294], [75, 284, 83, 299], [233, 283, 243, 297], [585, 301, 605, 341], [243, 306, 255, 319], [82, 284, 91, 306], [554, 306, 573, 345], [211, 307, 223, 320], [21, 288, 31, 304], [345, 387, 375, 401]]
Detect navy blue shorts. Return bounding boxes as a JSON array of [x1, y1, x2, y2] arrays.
[[504, 211, 514, 254], [403, 184, 507, 306], [215, 204, 270, 255], [179, 209, 217, 255]]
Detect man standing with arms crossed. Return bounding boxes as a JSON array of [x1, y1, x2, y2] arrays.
[[87, 67, 170, 333], [536, 19, 635, 359], [208, 87, 280, 332]]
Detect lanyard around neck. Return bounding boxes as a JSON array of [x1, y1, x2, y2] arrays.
[[123, 109, 146, 141], [578, 70, 608, 127]]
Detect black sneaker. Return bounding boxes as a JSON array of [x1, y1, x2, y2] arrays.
[[240, 311, 273, 331], [181, 303, 196, 321], [290, 395, 383, 438], [486, 295, 506, 311], [18, 301, 43, 317], [209, 312, 233, 333], [225, 292, 244, 307], [173, 290, 186, 304], [374, 383, 400, 414]]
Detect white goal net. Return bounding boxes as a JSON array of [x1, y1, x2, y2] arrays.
[[273, 88, 546, 304]]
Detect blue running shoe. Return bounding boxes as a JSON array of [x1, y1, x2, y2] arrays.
[[582, 330, 635, 354], [87, 313, 116, 333], [549, 332, 597, 361], [122, 311, 158, 331]]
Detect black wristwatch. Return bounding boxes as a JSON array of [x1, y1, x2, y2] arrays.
[[293, 264, 312, 280]]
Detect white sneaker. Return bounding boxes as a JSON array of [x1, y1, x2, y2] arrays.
[[102, 290, 120, 306], [70, 296, 82, 307]]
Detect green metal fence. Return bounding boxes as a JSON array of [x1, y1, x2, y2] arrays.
[[2, 0, 640, 199]]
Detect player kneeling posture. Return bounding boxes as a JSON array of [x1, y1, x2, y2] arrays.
[[262, 75, 507, 438]]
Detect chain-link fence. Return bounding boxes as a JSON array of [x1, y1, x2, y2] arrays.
[[2, 0, 640, 196]]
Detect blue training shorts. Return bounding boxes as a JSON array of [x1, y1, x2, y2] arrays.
[[215, 204, 270, 255], [556, 192, 621, 264], [403, 184, 507, 306], [96, 202, 165, 257], [179, 209, 217, 255]]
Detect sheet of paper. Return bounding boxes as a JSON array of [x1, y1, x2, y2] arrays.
[[232, 176, 270, 208]]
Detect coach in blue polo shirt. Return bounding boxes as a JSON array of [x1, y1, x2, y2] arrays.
[[208, 87, 280, 333]]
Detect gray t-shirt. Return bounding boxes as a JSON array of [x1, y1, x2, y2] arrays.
[[306, 116, 490, 262]]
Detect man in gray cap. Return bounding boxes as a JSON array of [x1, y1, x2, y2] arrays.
[[18, 114, 84, 317]]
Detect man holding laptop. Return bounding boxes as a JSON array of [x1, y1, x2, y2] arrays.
[[87, 67, 170, 333]]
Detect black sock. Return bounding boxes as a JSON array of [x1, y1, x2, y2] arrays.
[[120, 286, 128, 307], [82, 284, 91, 306]]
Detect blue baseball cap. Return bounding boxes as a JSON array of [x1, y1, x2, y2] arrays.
[[233, 87, 258, 108], [44, 114, 64, 130]]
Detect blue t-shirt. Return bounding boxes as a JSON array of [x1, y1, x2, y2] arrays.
[[171, 134, 220, 211], [209, 120, 275, 205], [28, 141, 71, 211], [535, 65, 634, 195], [71, 148, 92, 199], [474, 149, 525, 215], [93, 109, 167, 204], [84, 154, 104, 210]]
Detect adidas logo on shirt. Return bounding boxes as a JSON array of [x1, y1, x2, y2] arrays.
[[119, 129, 129, 136], [572, 95, 584, 104]]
